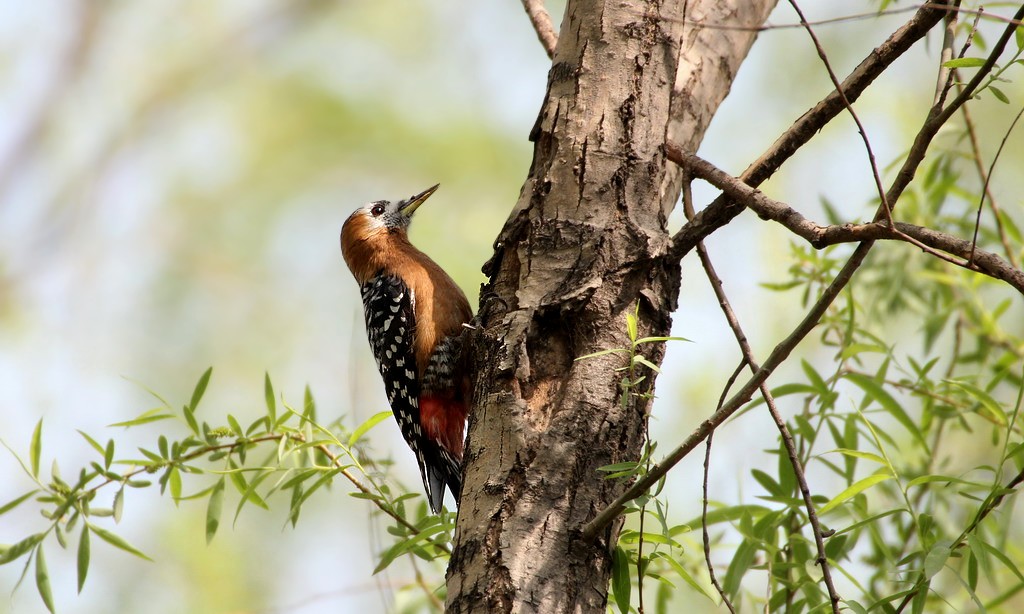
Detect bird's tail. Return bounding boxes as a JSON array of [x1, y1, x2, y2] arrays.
[[423, 445, 463, 514]]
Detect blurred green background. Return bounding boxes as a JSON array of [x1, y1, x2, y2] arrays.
[[1, 1, 1021, 613]]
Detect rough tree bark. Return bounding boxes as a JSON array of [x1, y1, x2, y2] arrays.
[[448, 1, 776, 611]]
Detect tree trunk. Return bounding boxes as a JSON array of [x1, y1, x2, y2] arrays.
[[448, 1, 776, 611]]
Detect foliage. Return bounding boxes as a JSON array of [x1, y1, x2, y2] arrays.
[[0, 369, 452, 612]]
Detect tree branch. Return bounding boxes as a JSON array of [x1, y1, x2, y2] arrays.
[[669, 0, 950, 259], [520, 0, 558, 59], [673, 149, 1024, 295]]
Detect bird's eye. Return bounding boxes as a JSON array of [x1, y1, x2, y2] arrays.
[[370, 203, 386, 217]]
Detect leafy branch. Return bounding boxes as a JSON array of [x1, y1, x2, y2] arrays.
[[0, 368, 452, 613]]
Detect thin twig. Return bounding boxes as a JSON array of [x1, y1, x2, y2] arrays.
[[787, 0, 893, 224], [410, 556, 445, 611], [968, 104, 1024, 266], [646, 3, 1022, 33], [77, 429, 452, 555], [931, 0, 965, 110], [520, 0, 558, 59], [685, 174, 841, 613], [960, 104, 1020, 269], [687, 179, 740, 614], [701, 433, 737, 613], [316, 443, 452, 556]]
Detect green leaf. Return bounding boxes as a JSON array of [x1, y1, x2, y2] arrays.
[[234, 471, 273, 525], [905, 474, 985, 490], [182, 406, 200, 435], [946, 380, 1008, 426], [769, 383, 820, 397], [227, 414, 243, 437], [626, 311, 638, 343], [348, 411, 393, 447], [924, 540, 952, 579], [597, 461, 640, 473], [846, 373, 926, 447], [801, 359, 830, 395], [0, 533, 45, 565], [303, 385, 317, 422], [752, 469, 784, 498], [77, 430, 105, 455], [611, 545, 631, 614], [685, 504, 771, 529], [649, 551, 714, 601], [372, 519, 449, 574], [77, 526, 90, 593], [264, 372, 277, 424], [189, 367, 213, 412], [113, 487, 125, 524], [0, 490, 38, 516], [632, 355, 661, 373], [618, 531, 681, 547], [89, 524, 153, 561], [35, 545, 54, 613], [107, 409, 175, 428], [818, 473, 894, 515], [723, 537, 758, 598], [989, 86, 1009, 104], [942, 57, 986, 68], [168, 466, 182, 502], [54, 524, 67, 549], [634, 335, 690, 345], [975, 535, 1024, 582], [104, 439, 115, 469], [30, 419, 43, 478], [819, 472, 892, 515], [206, 477, 226, 544], [828, 448, 887, 465]]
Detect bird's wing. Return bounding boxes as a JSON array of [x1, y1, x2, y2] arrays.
[[360, 273, 450, 513]]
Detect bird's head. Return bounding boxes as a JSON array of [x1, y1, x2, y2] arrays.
[[344, 184, 439, 238], [341, 184, 440, 279]]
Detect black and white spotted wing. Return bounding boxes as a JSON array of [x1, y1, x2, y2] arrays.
[[360, 273, 452, 513]]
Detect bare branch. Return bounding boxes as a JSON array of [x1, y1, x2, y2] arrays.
[[674, 149, 1024, 295], [787, 0, 893, 222], [670, 0, 950, 259], [687, 179, 740, 614], [520, 0, 558, 59], [648, 3, 1022, 33], [684, 175, 841, 613]]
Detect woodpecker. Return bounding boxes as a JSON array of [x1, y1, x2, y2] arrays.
[[340, 184, 472, 514]]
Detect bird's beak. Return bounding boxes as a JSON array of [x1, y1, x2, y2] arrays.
[[399, 184, 440, 217]]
